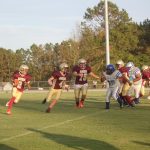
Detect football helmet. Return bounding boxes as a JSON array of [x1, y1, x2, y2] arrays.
[[59, 63, 68, 72], [19, 65, 29, 75], [126, 62, 134, 68], [78, 58, 86, 69], [116, 60, 124, 69], [116, 60, 124, 65], [106, 64, 115, 75], [141, 65, 149, 71]]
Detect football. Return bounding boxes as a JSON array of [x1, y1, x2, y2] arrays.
[[14, 79, 19, 86]]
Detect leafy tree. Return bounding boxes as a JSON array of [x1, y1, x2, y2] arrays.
[[80, 1, 140, 68]]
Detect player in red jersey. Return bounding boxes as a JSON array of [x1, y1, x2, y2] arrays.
[[141, 65, 150, 98], [72, 58, 99, 108], [42, 63, 69, 113], [116, 60, 130, 105], [6, 65, 31, 115], [148, 66, 150, 99]]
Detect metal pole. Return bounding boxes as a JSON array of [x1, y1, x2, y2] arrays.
[[105, 0, 110, 65]]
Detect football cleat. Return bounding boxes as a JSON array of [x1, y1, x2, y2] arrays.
[[120, 104, 124, 109], [75, 101, 80, 108], [75, 104, 80, 108], [45, 107, 51, 113], [6, 109, 11, 115], [79, 100, 84, 108]]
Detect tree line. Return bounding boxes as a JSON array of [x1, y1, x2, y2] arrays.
[[0, 1, 150, 81]]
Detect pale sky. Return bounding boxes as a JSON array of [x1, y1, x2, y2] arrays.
[[0, 0, 149, 50]]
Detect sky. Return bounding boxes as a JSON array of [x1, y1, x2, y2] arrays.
[[0, 0, 150, 50]]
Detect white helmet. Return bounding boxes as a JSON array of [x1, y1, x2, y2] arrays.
[[19, 64, 29, 75], [126, 62, 134, 68], [59, 63, 68, 71], [141, 65, 149, 71], [78, 58, 86, 69], [78, 58, 86, 64], [116, 60, 124, 65]]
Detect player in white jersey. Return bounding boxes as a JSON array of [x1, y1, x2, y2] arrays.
[[126, 62, 142, 104], [102, 64, 123, 109]]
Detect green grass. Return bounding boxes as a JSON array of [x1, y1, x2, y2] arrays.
[[0, 90, 150, 150]]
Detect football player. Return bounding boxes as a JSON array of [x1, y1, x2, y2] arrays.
[[141, 65, 150, 98], [6, 65, 31, 115], [148, 66, 150, 99], [72, 58, 99, 108], [102, 64, 123, 109], [42, 63, 69, 113], [126, 62, 142, 104], [116, 60, 130, 105]]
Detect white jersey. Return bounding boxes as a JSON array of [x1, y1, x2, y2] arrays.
[[128, 67, 142, 85], [103, 70, 122, 88]]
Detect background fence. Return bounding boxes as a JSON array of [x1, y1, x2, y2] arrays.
[[1, 80, 150, 92], [0, 80, 107, 91]]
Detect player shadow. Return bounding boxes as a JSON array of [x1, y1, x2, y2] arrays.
[[0, 144, 17, 150], [27, 128, 119, 150], [132, 141, 150, 147]]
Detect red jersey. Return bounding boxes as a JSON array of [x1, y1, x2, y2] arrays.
[[52, 71, 68, 89], [73, 65, 91, 85], [12, 71, 31, 92], [142, 70, 150, 80], [119, 67, 129, 83]]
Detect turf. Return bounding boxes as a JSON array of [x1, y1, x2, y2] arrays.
[[0, 90, 150, 150]]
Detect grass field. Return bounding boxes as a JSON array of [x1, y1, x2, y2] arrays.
[[0, 90, 150, 150]]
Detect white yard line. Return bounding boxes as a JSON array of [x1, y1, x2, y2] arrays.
[[0, 111, 100, 142]]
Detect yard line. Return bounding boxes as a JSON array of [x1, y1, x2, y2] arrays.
[[0, 111, 100, 142]]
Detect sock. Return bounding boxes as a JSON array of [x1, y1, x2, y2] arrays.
[[120, 94, 128, 105], [75, 98, 79, 106], [105, 102, 110, 109], [124, 96, 132, 105], [49, 99, 57, 109], [117, 97, 123, 108], [80, 99, 84, 104], [8, 97, 16, 110], [76, 101, 79, 106]]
